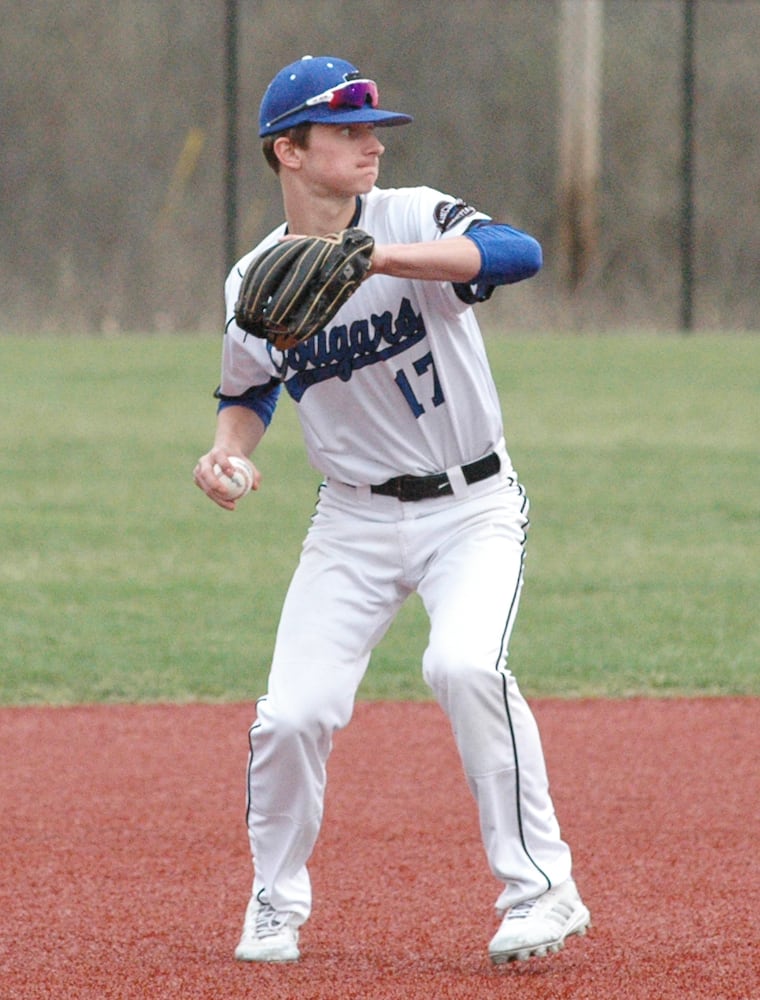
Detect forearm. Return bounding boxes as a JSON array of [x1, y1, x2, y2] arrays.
[[370, 225, 542, 288], [369, 236, 481, 283], [213, 404, 267, 457], [194, 405, 266, 510]]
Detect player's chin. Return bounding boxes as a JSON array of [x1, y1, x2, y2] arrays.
[[355, 168, 379, 191]]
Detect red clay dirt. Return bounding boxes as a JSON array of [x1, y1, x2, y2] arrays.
[[1, 698, 757, 1000]]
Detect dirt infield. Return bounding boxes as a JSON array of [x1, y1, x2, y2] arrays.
[[1, 698, 758, 999]]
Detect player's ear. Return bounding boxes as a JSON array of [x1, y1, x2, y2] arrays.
[[273, 135, 303, 171]]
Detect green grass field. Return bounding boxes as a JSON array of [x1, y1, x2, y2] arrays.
[[1, 332, 757, 705]]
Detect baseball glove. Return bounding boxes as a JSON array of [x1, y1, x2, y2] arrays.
[[234, 228, 375, 350]]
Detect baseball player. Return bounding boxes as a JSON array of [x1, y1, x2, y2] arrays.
[[194, 55, 590, 965]]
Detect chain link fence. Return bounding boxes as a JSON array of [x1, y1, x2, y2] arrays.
[[1, 0, 758, 333]]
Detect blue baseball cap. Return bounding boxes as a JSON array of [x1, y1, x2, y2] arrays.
[[259, 55, 413, 137]]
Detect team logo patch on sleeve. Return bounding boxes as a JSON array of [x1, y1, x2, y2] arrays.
[[434, 198, 477, 233]]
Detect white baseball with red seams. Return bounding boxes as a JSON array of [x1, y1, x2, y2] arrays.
[[213, 456, 254, 499]]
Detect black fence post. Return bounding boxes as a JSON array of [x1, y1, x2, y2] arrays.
[[680, 0, 696, 331], [224, 0, 239, 275]]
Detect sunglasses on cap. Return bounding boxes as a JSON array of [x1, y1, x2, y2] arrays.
[[266, 78, 379, 129]]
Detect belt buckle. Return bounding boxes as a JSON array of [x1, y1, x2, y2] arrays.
[[404, 472, 452, 501], [371, 469, 457, 501]]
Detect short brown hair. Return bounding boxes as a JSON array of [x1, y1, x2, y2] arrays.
[[262, 123, 312, 174]]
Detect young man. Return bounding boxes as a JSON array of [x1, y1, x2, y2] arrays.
[[194, 55, 590, 966]]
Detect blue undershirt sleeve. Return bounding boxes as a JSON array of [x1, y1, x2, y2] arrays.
[[214, 377, 282, 427], [455, 221, 543, 303]]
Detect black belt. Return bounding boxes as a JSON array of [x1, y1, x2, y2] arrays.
[[370, 452, 501, 502]]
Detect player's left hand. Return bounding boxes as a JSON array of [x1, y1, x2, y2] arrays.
[[233, 228, 375, 350]]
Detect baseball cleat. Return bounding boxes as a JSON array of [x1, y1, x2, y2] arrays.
[[488, 879, 590, 965], [234, 892, 300, 963]]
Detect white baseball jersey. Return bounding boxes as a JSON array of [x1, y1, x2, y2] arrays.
[[220, 185, 511, 486], [225, 184, 580, 932]]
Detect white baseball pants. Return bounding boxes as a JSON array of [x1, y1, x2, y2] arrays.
[[245, 464, 573, 923]]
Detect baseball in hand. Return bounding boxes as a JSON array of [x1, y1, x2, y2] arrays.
[[212, 456, 254, 500]]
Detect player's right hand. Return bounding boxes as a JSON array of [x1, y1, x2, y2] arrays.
[[193, 449, 261, 511]]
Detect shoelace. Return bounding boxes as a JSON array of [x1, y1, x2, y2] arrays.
[[506, 898, 539, 922], [255, 901, 288, 939]]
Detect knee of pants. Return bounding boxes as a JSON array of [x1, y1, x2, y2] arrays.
[[255, 686, 353, 750], [422, 641, 504, 706]]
